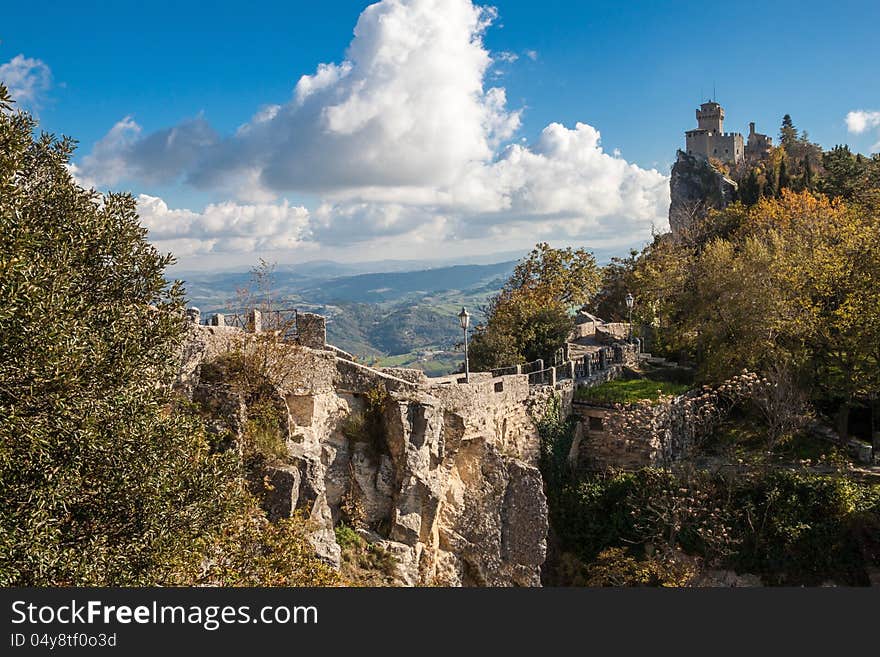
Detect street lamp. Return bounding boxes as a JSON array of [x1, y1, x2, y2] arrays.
[[458, 306, 470, 383], [625, 293, 634, 344]]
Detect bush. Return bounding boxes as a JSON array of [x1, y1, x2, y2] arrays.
[[0, 89, 335, 586], [545, 466, 880, 586]]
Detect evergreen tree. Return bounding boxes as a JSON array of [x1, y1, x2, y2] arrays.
[[763, 167, 777, 198], [780, 114, 798, 150], [819, 145, 862, 199], [777, 157, 790, 194], [802, 156, 813, 191], [0, 86, 337, 586], [740, 168, 761, 205]]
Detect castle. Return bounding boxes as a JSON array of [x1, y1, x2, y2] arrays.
[[684, 100, 772, 165]]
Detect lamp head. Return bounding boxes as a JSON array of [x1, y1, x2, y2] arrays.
[[625, 293, 634, 310], [458, 306, 470, 330]]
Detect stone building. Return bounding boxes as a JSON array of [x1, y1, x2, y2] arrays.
[[685, 100, 754, 165], [744, 121, 773, 161]]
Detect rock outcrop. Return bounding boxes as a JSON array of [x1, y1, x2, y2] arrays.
[[668, 150, 738, 236], [180, 325, 558, 586]]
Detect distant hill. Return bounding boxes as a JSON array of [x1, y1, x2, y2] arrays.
[[298, 261, 516, 304], [180, 260, 515, 310], [179, 259, 517, 374]]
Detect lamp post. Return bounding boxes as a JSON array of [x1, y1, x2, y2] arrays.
[[625, 292, 634, 344], [458, 306, 470, 383]]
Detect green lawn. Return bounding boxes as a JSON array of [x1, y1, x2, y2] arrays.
[[576, 378, 691, 404]]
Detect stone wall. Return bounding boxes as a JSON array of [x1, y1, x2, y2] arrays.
[[179, 325, 554, 586], [295, 312, 326, 350], [569, 403, 661, 471]]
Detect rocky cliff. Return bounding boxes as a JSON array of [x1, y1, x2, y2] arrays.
[[668, 150, 738, 236], [178, 325, 563, 586]]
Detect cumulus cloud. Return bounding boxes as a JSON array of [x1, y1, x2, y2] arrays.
[[845, 110, 880, 134], [0, 54, 52, 109], [77, 0, 669, 263], [77, 114, 219, 187], [136, 194, 310, 257], [846, 110, 880, 152]]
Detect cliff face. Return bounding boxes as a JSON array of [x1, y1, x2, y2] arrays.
[[668, 150, 738, 236], [179, 325, 561, 586]]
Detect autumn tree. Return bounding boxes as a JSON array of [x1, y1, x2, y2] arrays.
[[586, 249, 639, 321], [632, 187, 880, 441], [468, 243, 600, 370]]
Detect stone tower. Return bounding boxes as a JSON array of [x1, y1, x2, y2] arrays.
[[685, 100, 744, 165], [696, 101, 724, 132]]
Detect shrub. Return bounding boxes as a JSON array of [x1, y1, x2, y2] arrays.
[[545, 466, 880, 586]]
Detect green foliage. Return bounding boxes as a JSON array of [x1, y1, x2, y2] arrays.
[[579, 547, 696, 587], [340, 386, 389, 456], [819, 145, 863, 200], [585, 250, 638, 322], [185, 508, 341, 587], [334, 523, 363, 551], [335, 523, 399, 586], [243, 399, 288, 461], [0, 96, 231, 585], [0, 94, 335, 586], [632, 189, 880, 439], [779, 114, 798, 149], [469, 242, 600, 371], [530, 393, 578, 491], [546, 467, 880, 586]]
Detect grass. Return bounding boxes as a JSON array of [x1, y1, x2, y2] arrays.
[[335, 523, 400, 586], [576, 378, 691, 404]]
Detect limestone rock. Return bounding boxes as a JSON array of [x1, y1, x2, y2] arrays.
[[179, 325, 557, 586], [669, 150, 737, 236], [263, 464, 300, 522]]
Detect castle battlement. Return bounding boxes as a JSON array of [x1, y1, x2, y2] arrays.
[[684, 100, 770, 165]]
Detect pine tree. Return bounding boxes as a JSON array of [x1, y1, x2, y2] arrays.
[[802, 156, 813, 191], [741, 168, 761, 205], [778, 157, 790, 194], [819, 145, 861, 199], [780, 114, 798, 151], [763, 167, 777, 198]]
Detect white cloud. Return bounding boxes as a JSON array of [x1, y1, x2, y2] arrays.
[[0, 54, 52, 109], [77, 0, 669, 264], [846, 110, 880, 152], [136, 194, 310, 257], [845, 110, 880, 134], [495, 51, 519, 63]]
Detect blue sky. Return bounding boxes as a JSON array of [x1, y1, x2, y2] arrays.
[[2, 0, 879, 270]]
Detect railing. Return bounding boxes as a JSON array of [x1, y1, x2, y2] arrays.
[[524, 344, 638, 388], [208, 307, 300, 340]]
